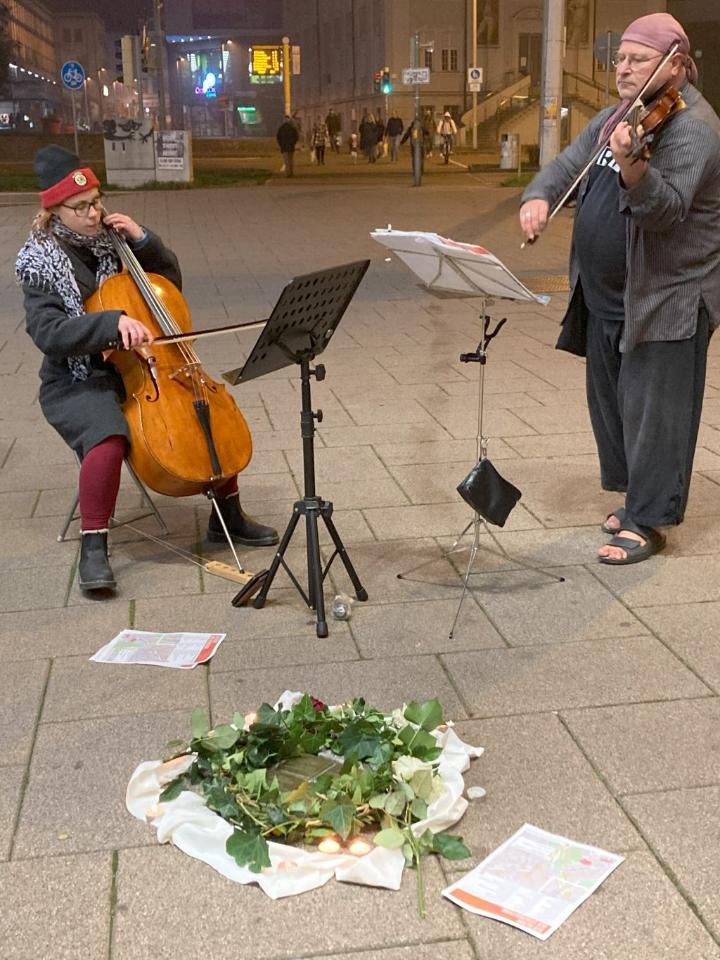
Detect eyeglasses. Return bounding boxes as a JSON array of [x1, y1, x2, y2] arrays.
[[611, 52, 663, 69], [61, 194, 104, 217]]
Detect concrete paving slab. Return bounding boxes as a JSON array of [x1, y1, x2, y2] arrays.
[[351, 596, 504, 656], [0, 604, 131, 662], [209, 654, 468, 722], [43, 655, 208, 723], [0, 852, 112, 960], [561, 699, 720, 795], [444, 636, 710, 717], [0, 659, 48, 767], [319, 421, 451, 447], [294, 944, 475, 960], [593, 555, 720, 606], [373, 437, 514, 465], [0, 489, 37, 520], [453, 851, 720, 959], [0, 765, 23, 860], [623, 786, 720, 939], [451, 714, 642, 860], [639, 602, 720, 691], [12, 709, 197, 858], [111, 845, 464, 960], [450, 564, 647, 645], [506, 431, 601, 458]]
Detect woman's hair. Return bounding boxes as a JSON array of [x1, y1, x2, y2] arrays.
[[32, 207, 55, 232]]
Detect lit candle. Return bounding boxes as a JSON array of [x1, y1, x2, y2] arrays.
[[145, 804, 164, 820], [348, 838, 372, 856], [318, 836, 341, 854], [244, 711, 258, 727]]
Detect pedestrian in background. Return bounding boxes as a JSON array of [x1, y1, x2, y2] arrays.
[[360, 114, 378, 163], [276, 115, 299, 177], [326, 110, 341, 152], [312, 118, 329, 165], [349, 131, 359, 163], [386, 113, 404, 161], [375, 115, 386, 159]]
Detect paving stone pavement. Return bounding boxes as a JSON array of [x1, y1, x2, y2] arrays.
[[0, 178, 719, 960]]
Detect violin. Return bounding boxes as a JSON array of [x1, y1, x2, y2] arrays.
[[626, 82, 686, 162], [85, 223, 253, 498]]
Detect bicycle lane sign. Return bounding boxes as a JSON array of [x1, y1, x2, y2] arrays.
[[61, 61, 85, 89]]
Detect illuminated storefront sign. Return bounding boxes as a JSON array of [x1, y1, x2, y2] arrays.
[[249, 46, 282, 84]]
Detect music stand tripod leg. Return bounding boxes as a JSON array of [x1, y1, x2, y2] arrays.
[[321, 507, 368, 601]]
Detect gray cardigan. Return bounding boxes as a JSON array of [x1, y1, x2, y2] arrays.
[[521, 84, 720, 352]]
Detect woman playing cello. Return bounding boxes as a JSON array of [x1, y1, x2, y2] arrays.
[[15, 145, 277, 596]]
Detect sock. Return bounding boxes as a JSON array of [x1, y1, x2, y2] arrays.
[[79, 435, 127, 530], [213, 475, 239, 499]]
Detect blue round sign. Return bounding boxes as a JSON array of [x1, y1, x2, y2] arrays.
[[61, 60, 85, 90]]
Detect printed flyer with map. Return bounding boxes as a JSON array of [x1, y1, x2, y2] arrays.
[[442, 823, 623, 940], [90, 630, 225, 669]]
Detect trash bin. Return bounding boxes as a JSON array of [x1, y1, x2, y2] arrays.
[[499, 133, 519, 169]]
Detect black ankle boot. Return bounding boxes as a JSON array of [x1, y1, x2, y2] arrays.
[[79, 530, 116, 593], [207, 495, 279, 546]]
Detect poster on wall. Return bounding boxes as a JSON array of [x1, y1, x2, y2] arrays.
[[155, 130, 193, 183], [566, 0, 590, 46], [477, 0, 499, 46]]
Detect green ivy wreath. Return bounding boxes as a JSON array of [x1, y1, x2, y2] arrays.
[[159, 693, 470, 915]]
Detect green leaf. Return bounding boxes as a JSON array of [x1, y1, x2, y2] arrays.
[[158, 778, 184, 802], [403, 699, 443, 732], [432, 832, 471, 860], [410, 797, 428, 820], [374, 827, 406, 849], [226, 827, 271, 873], [257, 702, 283, 726], [398, 725, 442, 760], [410, 768, 434, 801], [368, 794, 387, 810], [320, 798, 356, 840], [209, 724, 241, 750], [191, 706, 209, 739], [384, 790, 407, 817]]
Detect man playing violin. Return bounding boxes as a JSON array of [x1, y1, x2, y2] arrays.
[[16, 145, 278, 595], [519, 13, 720, 565]]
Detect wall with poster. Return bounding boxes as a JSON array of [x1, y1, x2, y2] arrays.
[[155, 130, 193, 182]]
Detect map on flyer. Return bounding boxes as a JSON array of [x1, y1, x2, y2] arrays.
[[90, 630, 226, 669], [442, 823, 623, 940]]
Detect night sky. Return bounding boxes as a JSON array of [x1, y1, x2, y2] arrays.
[[42, 0, 152, 33]]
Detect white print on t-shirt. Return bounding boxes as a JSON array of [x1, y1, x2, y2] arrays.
[[595, 147, 620, 173]]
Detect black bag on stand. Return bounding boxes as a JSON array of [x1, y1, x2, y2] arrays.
[[456, 458, 521, 527]]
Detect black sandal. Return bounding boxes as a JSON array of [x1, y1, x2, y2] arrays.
[[599, 519, 666, 565], [601, 506, 626, 535]]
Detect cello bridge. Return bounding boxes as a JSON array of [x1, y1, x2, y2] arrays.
[[168, 362, 202, 381]]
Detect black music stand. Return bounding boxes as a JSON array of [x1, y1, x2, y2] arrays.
[[223, 260, 370, 637]]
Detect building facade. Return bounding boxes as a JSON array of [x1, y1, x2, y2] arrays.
[[282, 0, 720, 145], [1, 0, 60, 130]]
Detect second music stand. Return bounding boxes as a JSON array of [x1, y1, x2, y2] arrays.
[[371, 229, 564, 637], [223, 260, 370, 637]]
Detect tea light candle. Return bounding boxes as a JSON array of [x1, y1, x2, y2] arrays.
[[348, 838, 372, 856], [318, 836, 341, 854]]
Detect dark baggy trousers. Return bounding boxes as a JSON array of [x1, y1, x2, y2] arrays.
[[585, 304, 710, 529]]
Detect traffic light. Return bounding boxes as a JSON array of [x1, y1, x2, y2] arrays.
[[373, 70, 381, 93], [381, 68, 392, 95]]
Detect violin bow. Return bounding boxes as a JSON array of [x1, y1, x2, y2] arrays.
[[521, 42, 680, 249]]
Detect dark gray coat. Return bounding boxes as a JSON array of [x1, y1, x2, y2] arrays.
[[23, 229, 181, 457], [521, 84, 720, 353]]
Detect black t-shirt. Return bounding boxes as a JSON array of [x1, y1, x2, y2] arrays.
[[573, 147, 627, 321]]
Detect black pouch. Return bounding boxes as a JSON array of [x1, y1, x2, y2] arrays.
[[456, 458, 521, 527]]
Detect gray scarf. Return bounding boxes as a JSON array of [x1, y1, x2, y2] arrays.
[[15, 217, 119, 381]]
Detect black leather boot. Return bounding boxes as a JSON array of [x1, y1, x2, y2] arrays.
[[207, 494, 279, 546], [78, 530, 116, 593]]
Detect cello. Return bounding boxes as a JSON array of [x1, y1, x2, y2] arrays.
[[85, 220, 253, 498]]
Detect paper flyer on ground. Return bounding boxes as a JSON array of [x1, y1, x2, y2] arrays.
[[442, 823, 623, 940], [90, 630, 226, 669]]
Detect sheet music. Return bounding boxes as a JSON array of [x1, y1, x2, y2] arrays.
[[371, 228, 550, 305]]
